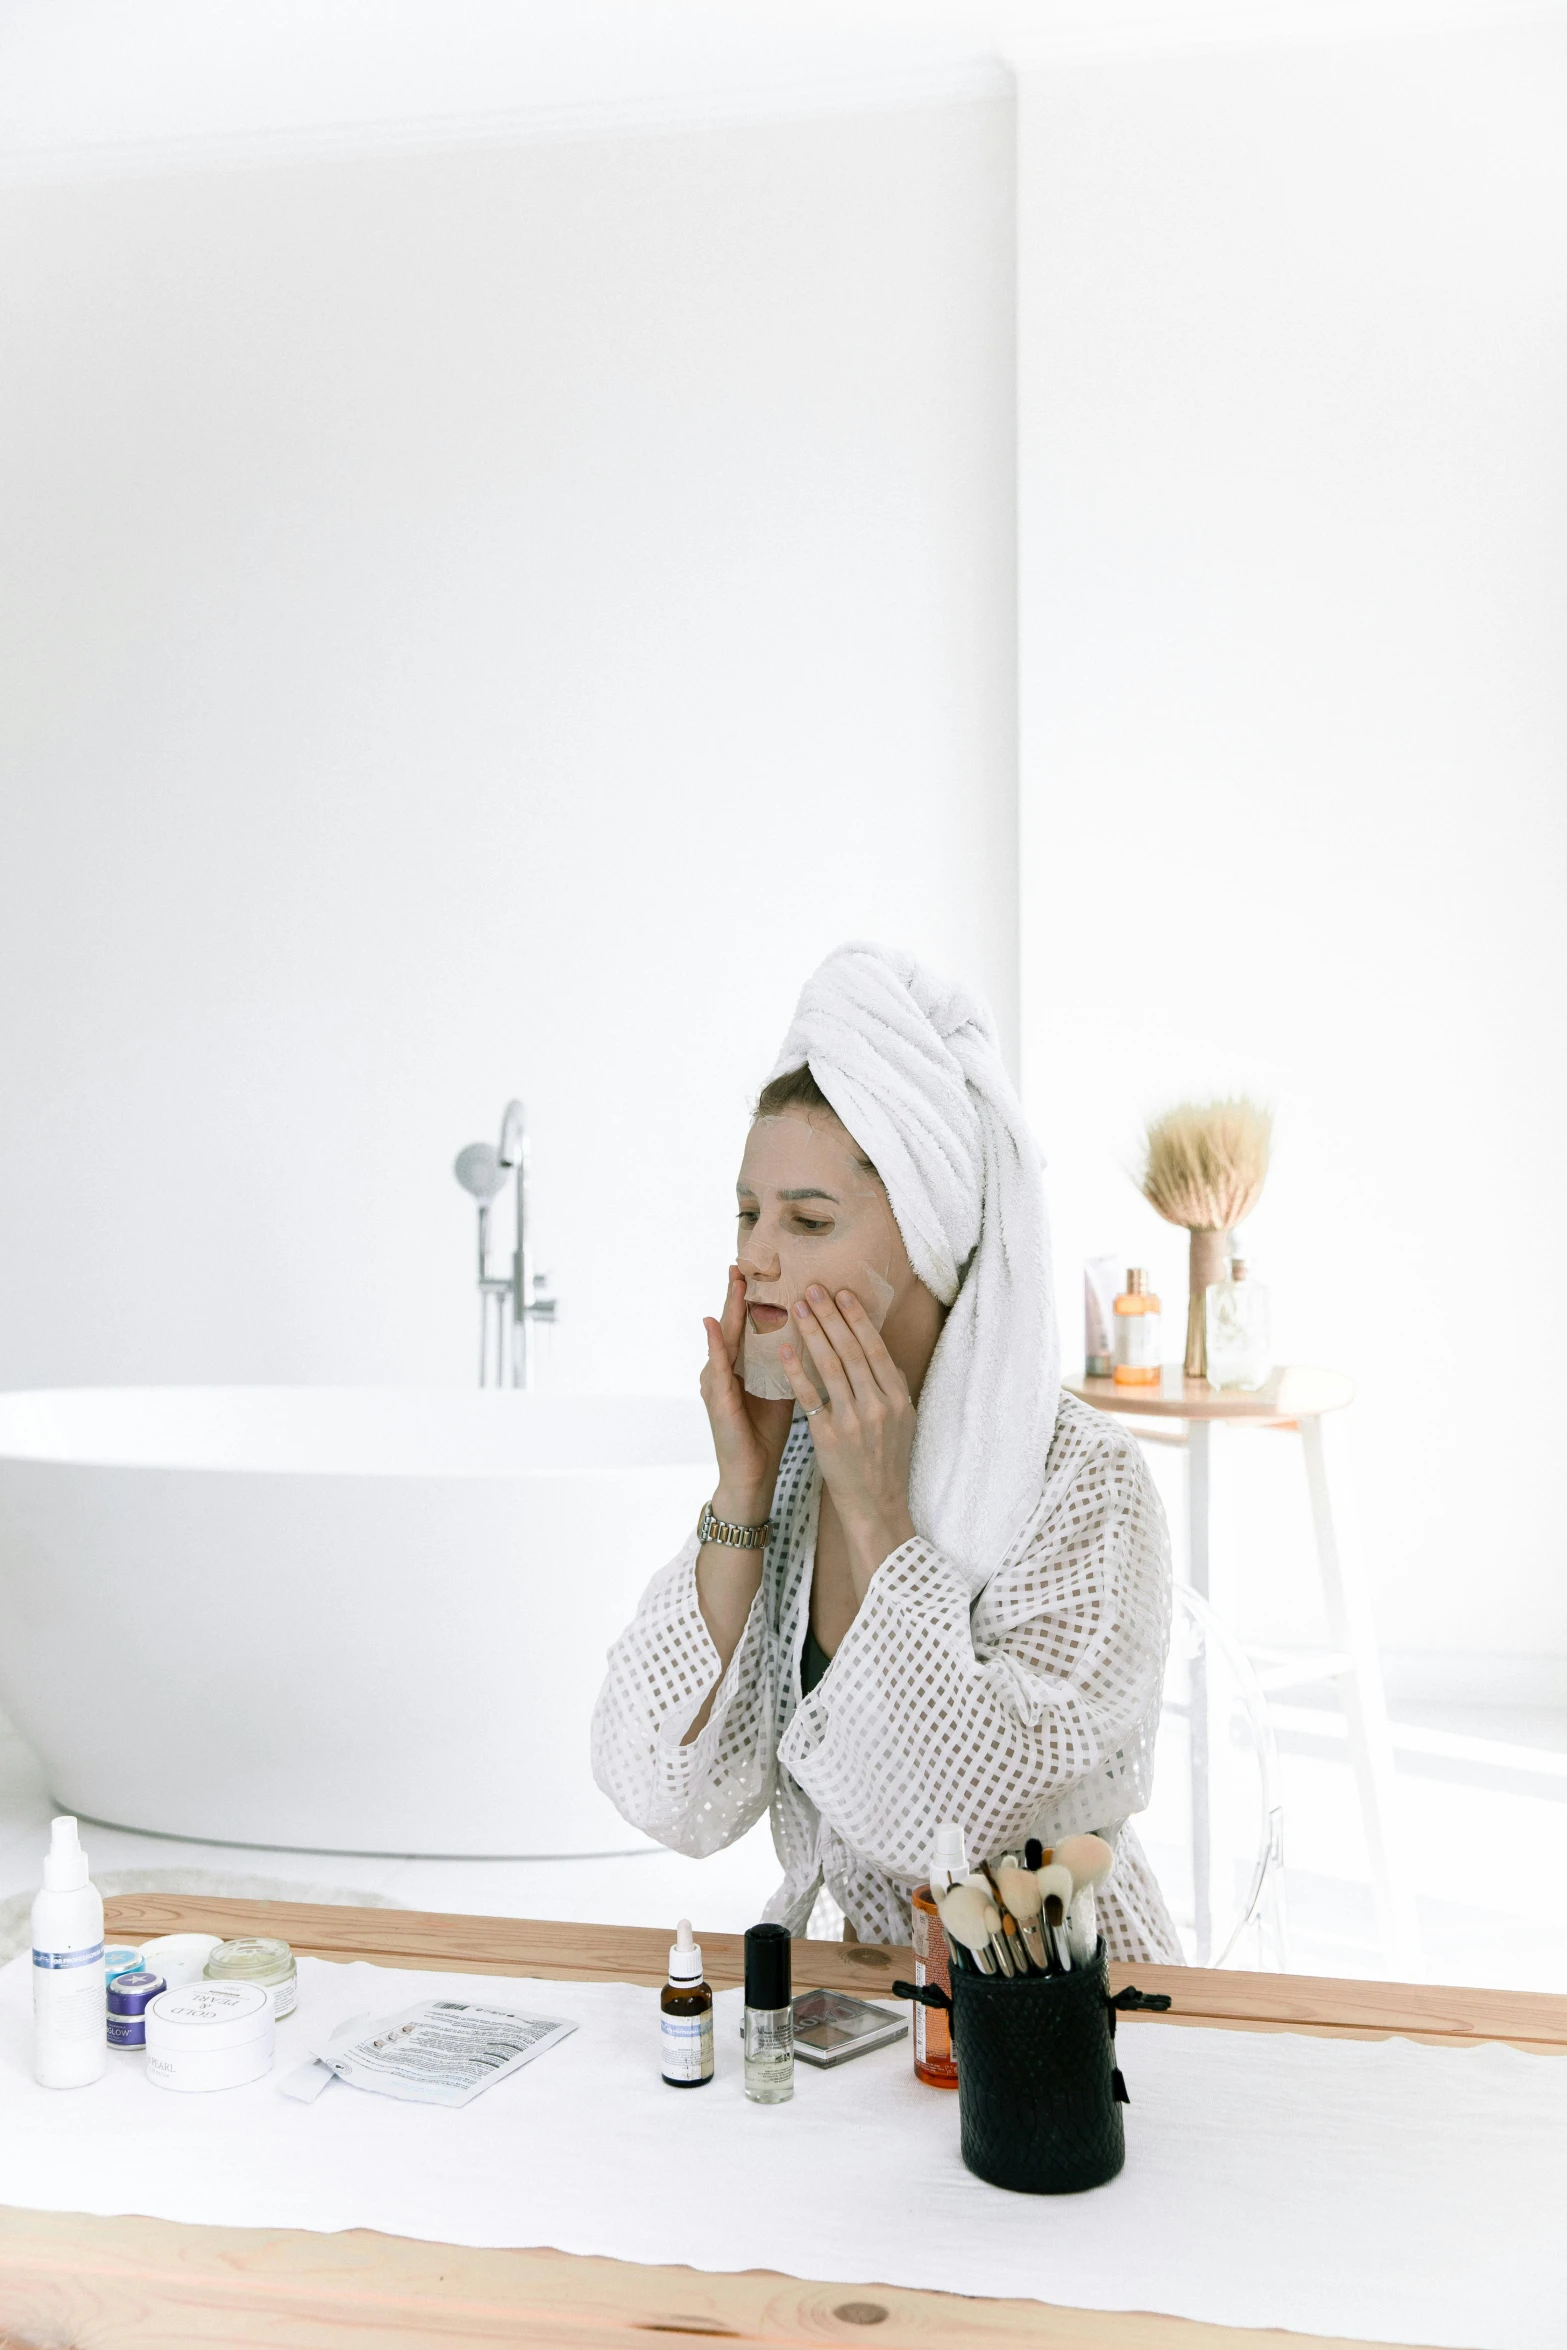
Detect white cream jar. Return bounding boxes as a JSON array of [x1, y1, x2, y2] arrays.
[[138, 1932, 222, 1990], [145, 1980, 275, 2092], [204, 1935, 297, 2020]]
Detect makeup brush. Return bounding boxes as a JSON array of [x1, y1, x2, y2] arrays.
[[1024, 1838, 1045, 1871], [934, 1884, 996, 1975], [1053, 1833, 1114, 1886], [1000, 1914, 1036, 1975], [982, 1902, 1015, 1977], [1054, 1834, 1115, 1965], [993, 1862, 1050, 1973], [955, 1867, 1011, 1969], [1035, 1862, 1075, 1972], [974, 1871, 1024, 1977]]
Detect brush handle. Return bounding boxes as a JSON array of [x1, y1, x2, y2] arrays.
[[1066, 1888, 1097, 1967]]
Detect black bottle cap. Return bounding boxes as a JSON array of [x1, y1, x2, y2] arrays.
[[744, 1921, 791, 2009]]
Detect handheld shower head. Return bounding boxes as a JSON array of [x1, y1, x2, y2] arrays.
[[454, 1142, 506, 1204]]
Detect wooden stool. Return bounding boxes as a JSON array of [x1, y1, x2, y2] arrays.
[[1068, 1368, 1421, 1976]]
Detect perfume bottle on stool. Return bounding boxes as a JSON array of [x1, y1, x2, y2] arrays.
[[1205, 1256, 1271, 1391], [1112, 1269, 1161, 1387]]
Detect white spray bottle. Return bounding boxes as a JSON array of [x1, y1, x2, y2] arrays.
[[32, 1815, 106, 2088]]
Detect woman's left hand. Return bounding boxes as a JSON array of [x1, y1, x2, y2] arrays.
[[781, 1287, 917, 1588]]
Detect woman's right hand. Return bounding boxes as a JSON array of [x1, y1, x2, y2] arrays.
[[701, 1266, 794, 1522]]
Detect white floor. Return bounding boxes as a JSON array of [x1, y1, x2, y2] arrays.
[[2, 1691, 1563, 1989]]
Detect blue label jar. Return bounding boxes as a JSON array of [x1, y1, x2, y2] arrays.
[[107, 1968, 167, 2048]]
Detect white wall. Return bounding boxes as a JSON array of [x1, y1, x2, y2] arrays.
[[1017, 20, 1567, 1665], [0, 89, 1017, 1398], [7, 17, 1563, 1676]]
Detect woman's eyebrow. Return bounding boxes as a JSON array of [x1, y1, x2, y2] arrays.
[[777, 1187, 840, 1204]]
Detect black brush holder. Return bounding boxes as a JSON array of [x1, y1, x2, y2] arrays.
[[894, 1941, 1170, 2196]]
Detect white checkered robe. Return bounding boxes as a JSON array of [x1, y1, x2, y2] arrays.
[[592, 1392, 1181, 1959]]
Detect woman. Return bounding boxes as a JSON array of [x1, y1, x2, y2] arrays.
[[592, 943, 1179, 1959]]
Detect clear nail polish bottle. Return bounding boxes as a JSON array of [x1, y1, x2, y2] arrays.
[[743, 1923, 793, 2104]]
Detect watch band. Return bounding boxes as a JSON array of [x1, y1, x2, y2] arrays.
[[698, 1499, 775, 1551]]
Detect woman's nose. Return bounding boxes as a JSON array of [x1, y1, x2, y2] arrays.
[[737, 1232, 780, 1283]]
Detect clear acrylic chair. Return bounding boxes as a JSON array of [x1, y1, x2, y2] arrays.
[[1139, 1583, 1290, 1970]]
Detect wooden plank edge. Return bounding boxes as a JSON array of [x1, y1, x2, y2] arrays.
[[101, 1898, 1567, 2051], [101, 1896, 904, 1996], [0, 2208, 1432, 2350]]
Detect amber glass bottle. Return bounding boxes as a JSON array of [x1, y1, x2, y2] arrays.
[[910, 1883, 958, 2089], [660, 1919, 714, 2087]]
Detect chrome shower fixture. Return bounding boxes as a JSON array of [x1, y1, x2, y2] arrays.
[[452, 1102, 557, 1387], [454, 1141, 505, 1206]]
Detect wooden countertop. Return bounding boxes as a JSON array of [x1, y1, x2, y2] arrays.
[[0, 1894, 1560, 2350]]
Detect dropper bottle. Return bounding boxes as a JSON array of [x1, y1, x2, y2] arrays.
[[660, 1919, 714, 2087]]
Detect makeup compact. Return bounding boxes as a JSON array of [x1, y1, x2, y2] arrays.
[[791, 1989, 907, 2069]]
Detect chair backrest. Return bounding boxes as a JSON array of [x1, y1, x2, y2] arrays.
[[1139, 1582, 1289, 1969]]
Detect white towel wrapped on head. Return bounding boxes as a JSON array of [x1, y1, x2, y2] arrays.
[[767, 941, 1059, 1596]]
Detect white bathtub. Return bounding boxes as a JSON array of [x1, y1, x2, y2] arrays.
[[0, 1388, 714, 1856]]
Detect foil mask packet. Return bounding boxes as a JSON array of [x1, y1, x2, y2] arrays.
[[281, 1998, 578, 2108]]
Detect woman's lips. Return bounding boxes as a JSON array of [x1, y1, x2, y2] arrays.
[[747, 1302, 789, 1335]]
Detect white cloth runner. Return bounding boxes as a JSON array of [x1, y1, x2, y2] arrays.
[[2, 1954, 1562, 2349]]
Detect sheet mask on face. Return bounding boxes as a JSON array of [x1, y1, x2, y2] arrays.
[[738, 1113, 898, 1403]]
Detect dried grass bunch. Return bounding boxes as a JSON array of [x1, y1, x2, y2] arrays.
[[1140, 1098, 1273, 1234]]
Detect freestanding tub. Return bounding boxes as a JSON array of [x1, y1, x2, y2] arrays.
[[0, 1388, 714, 1855]]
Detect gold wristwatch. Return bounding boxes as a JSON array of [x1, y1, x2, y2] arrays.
[[697, 1499, 775, 1551]]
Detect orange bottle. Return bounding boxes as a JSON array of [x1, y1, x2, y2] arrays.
[[1112, 1267, 1162, 1387], [909, 1883, 958, 2088]]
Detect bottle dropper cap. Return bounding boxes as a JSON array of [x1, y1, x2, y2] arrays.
[[44, 1815, 88, 1892], [744, 1921, 791, 2010], [668, 1917, 703, 1984]]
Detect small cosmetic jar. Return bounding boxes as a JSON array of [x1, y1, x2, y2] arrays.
[[104, 1945, 145, 1985], [145, 1981, 275, 2092], [138, 1932, 223, 1990], [204, 1936, 298, 2020], [107, 1968, 166, 2049]]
